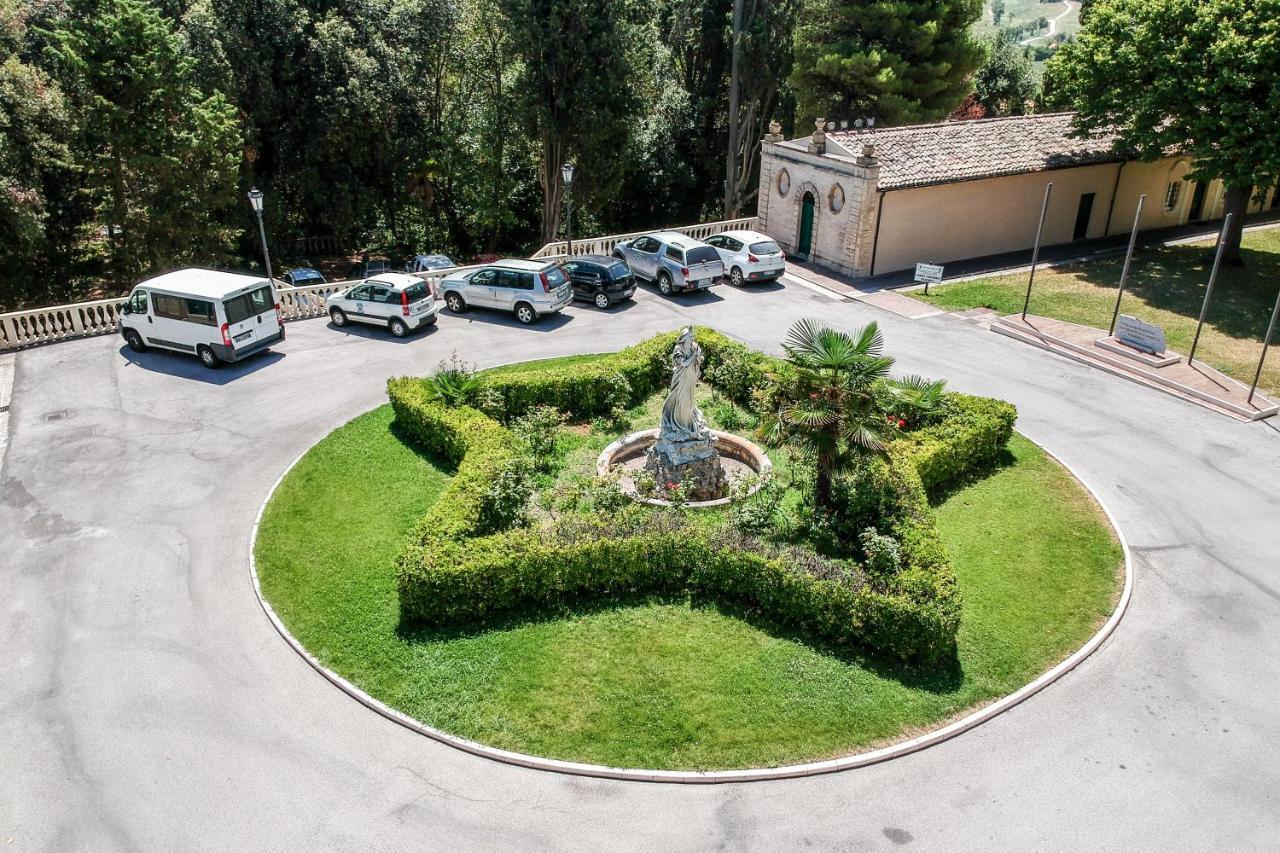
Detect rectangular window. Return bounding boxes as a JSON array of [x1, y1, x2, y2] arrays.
[[1164, 181, 1182, 211], [749, 240, 782, 255], [404, 282, 429, 302], [686, 246, 720, 265], [223, 286, 274, 324], [153, 293, 216, 325], [542, 267, 567, 288], [664, 246, 685, 263], [1073, 192, 1096, 241]]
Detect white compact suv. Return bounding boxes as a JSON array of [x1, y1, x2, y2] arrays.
[[118, 268, 284, 369], [326, 273, 439, 337], [705, 230, 786, 286], [438, 259, 573, 324]]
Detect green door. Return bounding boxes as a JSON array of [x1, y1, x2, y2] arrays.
[[798, 193, 815, 258]]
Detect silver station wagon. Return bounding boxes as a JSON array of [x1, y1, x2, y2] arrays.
[[613, 231, 725, 296], [439, 259, 573, 324]]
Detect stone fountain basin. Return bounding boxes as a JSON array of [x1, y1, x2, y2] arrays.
[[596, 428, 773, 508]]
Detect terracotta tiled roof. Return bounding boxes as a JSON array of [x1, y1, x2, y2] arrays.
[[818, 113, 1123, 191]]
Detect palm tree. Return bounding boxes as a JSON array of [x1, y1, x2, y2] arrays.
[[760, 319, 944, 510]]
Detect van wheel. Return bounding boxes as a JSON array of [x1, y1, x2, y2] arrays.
[[514, 303, 537, 325], [197, 345, 220, 369], [594, 292, 611, 309], [657, 272, 673, 296], [388, 317, 408, 338], [730, 267, 744, 287], [445, 293, 466, 313], [329, 307, 347, 327], [123, 329, 146, 353]]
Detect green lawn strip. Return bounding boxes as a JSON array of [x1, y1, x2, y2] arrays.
[[256, 413, 1122, 770], [911, 228, 1280, 396], [480, 352, 609, 378]]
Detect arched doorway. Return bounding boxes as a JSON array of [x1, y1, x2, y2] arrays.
[[797, 192, 816, 259]]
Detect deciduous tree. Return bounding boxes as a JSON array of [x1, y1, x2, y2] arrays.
[[1045, 0, 1280, 264]]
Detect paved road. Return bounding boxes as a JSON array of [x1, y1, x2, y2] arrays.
[[4, 278, 1279, 851]]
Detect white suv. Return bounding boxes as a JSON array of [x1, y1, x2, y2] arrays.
[[438, 259, 573, 324], [705, 230, 786, 286], [326, 273, 439, 337]]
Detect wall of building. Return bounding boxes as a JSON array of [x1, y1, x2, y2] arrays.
[[756, 141, 880, 278], [872, 162, 1124, 275]]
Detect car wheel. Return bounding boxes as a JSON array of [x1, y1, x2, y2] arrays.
[[514, 303, 537, 324], [445, 292, 466, 313], [197, 345, 220, 369], [657, 272, 673, 296], [388, 317, 409, 337], [594, 292, 611, 309], [730, 267, 744, 287], [123, 329, 146, 353], [329, 307, 347, 327]]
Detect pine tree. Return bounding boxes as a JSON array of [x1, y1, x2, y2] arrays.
[[789, 0, 986, 126]]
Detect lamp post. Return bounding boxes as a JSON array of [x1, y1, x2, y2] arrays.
[[247, 188, 273, 282], [561, 162, 575, 258]]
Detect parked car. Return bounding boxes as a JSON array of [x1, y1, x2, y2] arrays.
[[438, 259, 572, 324], [704, 230, 786, 286], [612, 231, 725, 296], [562, 254, 636, 309], [348, 257, 392, 279], [325, 273, 439, 337], [118, 268, 284, 369], [405, 253, 455, 274], [281, 266, 326, 287]]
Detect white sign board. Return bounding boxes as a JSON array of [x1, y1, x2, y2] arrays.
[[915, 263, 944, 284], [1115, 314, 1167, 355]]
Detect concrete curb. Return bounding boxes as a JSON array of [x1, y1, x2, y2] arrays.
[[248, 424, 1134, 784], [0, 352, 15, 477]]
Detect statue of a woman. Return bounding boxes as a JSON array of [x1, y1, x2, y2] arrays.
[[659, 327, 709, 442]]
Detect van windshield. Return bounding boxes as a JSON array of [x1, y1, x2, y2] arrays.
[[223, 285, 274, 324]]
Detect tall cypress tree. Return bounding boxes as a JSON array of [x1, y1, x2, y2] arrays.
[[789, 0, 985, 126]]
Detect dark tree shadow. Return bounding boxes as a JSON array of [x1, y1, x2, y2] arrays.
[[926, 447, 1018, 507]]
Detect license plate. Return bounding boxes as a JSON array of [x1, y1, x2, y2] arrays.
[[413, 302, 431, 314], [233, 330, 253, 343]]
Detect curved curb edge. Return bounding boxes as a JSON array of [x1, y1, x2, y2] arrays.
[[248, 428, 1134, 784]]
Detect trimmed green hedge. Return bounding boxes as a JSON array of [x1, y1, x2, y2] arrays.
[[389, 328, 1015, 665], [475, 327, 770, 421]]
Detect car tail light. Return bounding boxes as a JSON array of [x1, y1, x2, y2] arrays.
[[680, 267, 689, 278], [220, 322, 232, 347], [401, 290, 410, 316], [275, 302, 284, 327], [747, 253, 759, 263], [540, 272, 551, 292]]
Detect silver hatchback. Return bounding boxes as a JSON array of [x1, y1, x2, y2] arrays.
[[613, 231, 725, 296]]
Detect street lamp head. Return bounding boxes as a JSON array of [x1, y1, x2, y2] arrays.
[[561, 162, 575, 187], [248, 188, 264, 214]]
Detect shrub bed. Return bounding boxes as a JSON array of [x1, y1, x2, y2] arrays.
[[388, 329, 1016, 665]]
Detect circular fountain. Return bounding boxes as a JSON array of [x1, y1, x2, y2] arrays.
[[597, 327, 771, 508]]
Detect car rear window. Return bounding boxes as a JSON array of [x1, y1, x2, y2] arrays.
[[543, 267, 567, 287], [223, 285, 274, 324], [750, 240, 782, 254], [608, 263, 631, 279], [404, 282, 429, 302], [686, 246, 719, 265], [664, 246, 684, 263]]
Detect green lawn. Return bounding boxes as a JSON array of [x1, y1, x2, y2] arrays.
[[912, 227, 1280, 397], [480, 352, 608, 378], [256, 410, 1122, 770]]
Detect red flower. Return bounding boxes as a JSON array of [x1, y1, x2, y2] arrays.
[[666, 482, 678, 490], [897, 418, 906, 428]]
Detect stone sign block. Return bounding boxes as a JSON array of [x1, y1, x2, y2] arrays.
[[1115, 314, 1167, 355]]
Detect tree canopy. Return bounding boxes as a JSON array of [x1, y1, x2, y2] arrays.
[[790, 0, 986, 125], [1045, 0, 1280, 262]]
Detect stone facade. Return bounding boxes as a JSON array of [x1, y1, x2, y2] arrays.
[[756, 132, 882, 278]]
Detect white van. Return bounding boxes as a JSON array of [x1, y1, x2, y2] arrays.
[[118, 269, 284, 369]]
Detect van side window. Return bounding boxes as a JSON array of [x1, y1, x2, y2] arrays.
[[154, 293, 216, 326], [130, 290, 149, 314]]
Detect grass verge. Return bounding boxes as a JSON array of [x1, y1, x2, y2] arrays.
[[256, 411, 1122, 770], [910, 227, 1280, 397]]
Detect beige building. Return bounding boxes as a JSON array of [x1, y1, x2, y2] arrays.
[[756, 113, 1280, 279]]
